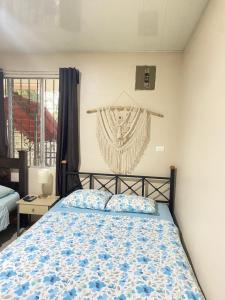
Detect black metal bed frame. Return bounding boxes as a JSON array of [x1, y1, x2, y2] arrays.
[[61, 161, 176, 215], [60, 163, 207, 297]]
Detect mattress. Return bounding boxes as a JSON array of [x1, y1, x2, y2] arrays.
[[51, 198, 174, 222], [0, 192, 20, 212], [0, 201, 204, 299]]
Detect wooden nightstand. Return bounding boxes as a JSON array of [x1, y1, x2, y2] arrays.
[[17, 195, 60, 236]]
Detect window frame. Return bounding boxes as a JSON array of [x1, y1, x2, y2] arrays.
[[4, 76, 59, 167]]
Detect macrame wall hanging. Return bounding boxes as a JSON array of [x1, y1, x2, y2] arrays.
[[87, 91, 164, 174]]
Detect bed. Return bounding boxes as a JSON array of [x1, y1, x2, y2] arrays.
[[0, 192, 20, 231], [0, 150, 28, 232], [0, 166, 204, 299]]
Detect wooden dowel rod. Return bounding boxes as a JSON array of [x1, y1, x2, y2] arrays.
[[151, 112, 164, 118], [86, 107, 164, 118], [86, 109, 97, 113]]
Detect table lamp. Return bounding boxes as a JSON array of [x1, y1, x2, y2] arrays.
[[38, 168, 50, 198]]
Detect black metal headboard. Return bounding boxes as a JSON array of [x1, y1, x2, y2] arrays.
[[0, 150, 28, 197], [61, 162, 176, 215]]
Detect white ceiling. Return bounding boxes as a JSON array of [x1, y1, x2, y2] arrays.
[[0, 0, 208, 53]]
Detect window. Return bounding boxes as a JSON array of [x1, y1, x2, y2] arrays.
[[4, 78, 59, 167]]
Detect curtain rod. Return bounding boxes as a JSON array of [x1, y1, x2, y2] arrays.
[[4, 70, 59, 73], [3, 70, 59, 78]]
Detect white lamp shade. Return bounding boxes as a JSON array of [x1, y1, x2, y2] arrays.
[[38, 169, 50, 184]]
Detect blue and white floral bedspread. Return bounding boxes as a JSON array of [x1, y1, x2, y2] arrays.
[[0, 211, 204, 299]]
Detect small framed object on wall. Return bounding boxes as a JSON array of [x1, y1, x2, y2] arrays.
[[135, 65, 156, 90]]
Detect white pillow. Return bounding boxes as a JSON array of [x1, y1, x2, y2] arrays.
[[106, 194, 156, 214], [0, 185, 14, 199]]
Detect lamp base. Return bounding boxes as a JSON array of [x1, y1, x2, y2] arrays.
[[38, 194, 49, 199]]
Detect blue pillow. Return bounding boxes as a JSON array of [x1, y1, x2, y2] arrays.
[[0, 185, 14, 199], [61, 189, 112, 211], [106, 194, 156, 214]]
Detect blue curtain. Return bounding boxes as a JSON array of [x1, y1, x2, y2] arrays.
[[56, 68, 82, 196]]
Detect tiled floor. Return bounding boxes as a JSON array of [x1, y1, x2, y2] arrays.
[[0, 225, 17, 252]]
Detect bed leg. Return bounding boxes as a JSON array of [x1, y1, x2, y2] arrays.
[[17, 206, 20, 236], [169, 166, 176, 215]]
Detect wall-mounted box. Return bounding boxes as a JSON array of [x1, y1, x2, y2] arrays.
[[155, 145, 165, 152], [135, 65, 156, 90]]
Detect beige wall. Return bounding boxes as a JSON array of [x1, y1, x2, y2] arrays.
[[1, 4, 224, 298], [0, 52, 182, 191], [176, 1, 225, 299]]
